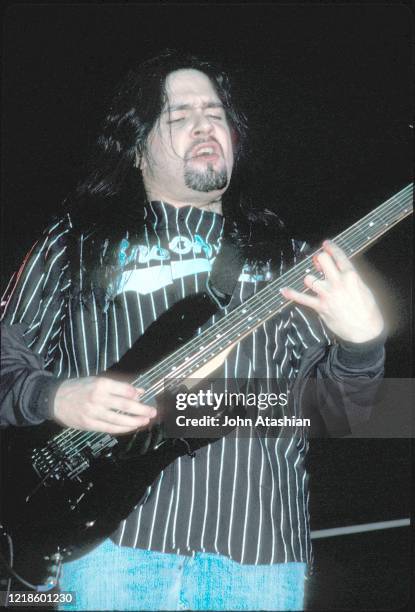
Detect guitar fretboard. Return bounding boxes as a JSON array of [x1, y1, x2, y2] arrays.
[[133, 183, 413, 398], [47, 183, 413, 457]]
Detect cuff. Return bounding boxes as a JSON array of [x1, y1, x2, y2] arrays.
[[337, 333, 386, 369], [30, 376, 61, 421]]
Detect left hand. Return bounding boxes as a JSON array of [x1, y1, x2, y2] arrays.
[[280, 240, 385, 343]]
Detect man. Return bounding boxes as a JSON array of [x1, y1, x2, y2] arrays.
[[0, 50, 385, 611]]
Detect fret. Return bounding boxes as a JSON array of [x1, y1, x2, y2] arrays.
[[56, 184, 412, 457], [135, 183, 413, 397]]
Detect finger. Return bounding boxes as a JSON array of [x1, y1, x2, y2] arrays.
[[92, 420, 150, 435], [314, 250, 339, 282], [99, 377, 140, 399], [304, 274, 327, 295], [102, 396, 157, 418], [323, 240, 354, 272], [280, 287, 320, 311], [312, 255, 322, 273], [100, 410, 152, 429]]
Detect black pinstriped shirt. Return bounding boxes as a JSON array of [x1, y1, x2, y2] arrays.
[[1, 200, 384, 565]]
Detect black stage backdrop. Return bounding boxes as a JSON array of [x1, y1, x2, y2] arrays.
[[1, 3, 413, 610]]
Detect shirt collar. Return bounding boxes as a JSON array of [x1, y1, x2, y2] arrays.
[[144, 200, 224, 237]]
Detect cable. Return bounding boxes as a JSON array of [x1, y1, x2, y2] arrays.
[[0, 530, 59, 594]]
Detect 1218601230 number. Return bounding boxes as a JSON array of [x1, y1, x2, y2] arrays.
[[1, 591, 75, 606]]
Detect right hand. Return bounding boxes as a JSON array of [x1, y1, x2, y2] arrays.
[[52, 377, 156, 434]]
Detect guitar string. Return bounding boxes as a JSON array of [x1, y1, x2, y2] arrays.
[[60, 182, 414, 430], [46, 186, 412, 459], [132, 188, 413, 389], [45, 186, 413, 458], [124, 184, 415, 386], [49, 187, 413, 460], [52, 189, 414, 463], [62, 183, 414, 419]]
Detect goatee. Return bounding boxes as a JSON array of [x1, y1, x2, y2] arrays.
[[184, 163, 228, 192]]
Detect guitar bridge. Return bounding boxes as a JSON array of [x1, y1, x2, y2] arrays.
[[32, 434, 117, 482]]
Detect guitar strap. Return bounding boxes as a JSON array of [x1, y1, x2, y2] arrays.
[[106, 233, 244, 378], [206, 234, 245, 308]]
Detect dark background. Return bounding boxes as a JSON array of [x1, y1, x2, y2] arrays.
[[1, 2, 413, 610]]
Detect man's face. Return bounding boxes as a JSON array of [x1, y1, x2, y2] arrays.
[[140, 69, 234, 206]]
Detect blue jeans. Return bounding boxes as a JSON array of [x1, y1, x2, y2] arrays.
[[59, 538, 306, 611]]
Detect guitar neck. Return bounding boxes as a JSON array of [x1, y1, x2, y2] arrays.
[[51, 183, 412, 456], [134, 183, 413, 400]]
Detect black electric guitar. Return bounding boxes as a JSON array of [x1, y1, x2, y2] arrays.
[[2, 183, 413, 588]]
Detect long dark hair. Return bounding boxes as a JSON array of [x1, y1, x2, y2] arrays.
[[65, 49, 292, 297]]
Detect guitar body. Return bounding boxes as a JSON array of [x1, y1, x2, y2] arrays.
[[2, 292, 222, 586], [4, 424, 205, 585]]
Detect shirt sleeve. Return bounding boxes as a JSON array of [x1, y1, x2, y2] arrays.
[[267, 238, 385, 437], [287, 301, 385, 437], [0, 216, 72, 426]]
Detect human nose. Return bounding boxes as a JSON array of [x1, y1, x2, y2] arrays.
[[191, 112, 214, 137]]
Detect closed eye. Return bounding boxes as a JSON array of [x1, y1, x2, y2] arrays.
[[166, 117, 185, 124]]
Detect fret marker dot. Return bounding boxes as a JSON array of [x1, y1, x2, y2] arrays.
[[369, 221, 374, 227]]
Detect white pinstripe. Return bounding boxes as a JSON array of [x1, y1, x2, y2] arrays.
[[227, 429, 239, 558], [171, 457, 182, 549], [162, 485, 175, 553], [147, 473, 165, 549], [200, 442, 211, 552], [240, 432, 253, 563], [214, 437, 226, 554], [9, 236, 49, 324], [186, 456, 196, 550]]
